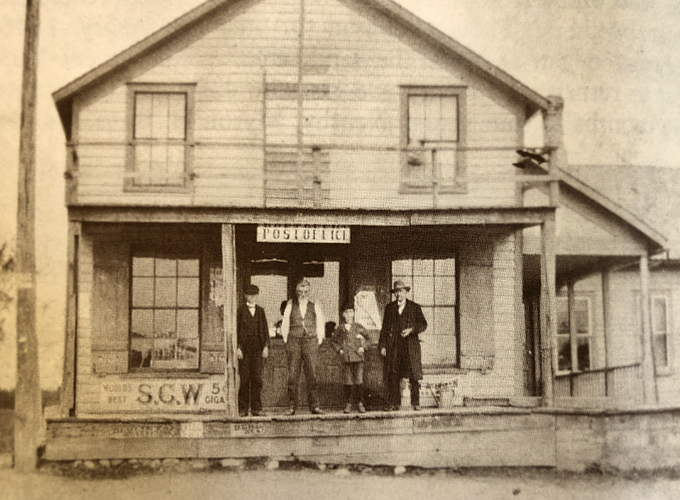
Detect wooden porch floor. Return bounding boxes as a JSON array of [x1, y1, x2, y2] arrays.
[[45, 407, 557, 467]]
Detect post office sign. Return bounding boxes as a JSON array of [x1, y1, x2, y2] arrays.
[[257, 225, 350, 244]]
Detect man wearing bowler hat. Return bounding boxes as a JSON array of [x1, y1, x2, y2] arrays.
[[237, 284, 270, 417], [379, 280, 428, 411]]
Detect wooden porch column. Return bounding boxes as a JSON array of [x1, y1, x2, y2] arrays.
[[639, 253, 658, 404], [60, 221, 80, 417], [567, 282, 578, 376], [539, 214, 556, 406], [601, 270, 611, 396], [222, 224, 239, 416]]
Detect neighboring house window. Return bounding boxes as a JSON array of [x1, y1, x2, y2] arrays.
[[651, 295, 670, 371], [126, 84, 195, 190], [392, 258, 458, 367], [400, 87, 467, 194], [129, 254, 200, 371], [556, 297, 591, 373]]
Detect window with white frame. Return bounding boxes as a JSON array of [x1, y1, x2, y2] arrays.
[[400, 87, 466, 194], [651, 295, 670, 370], [127, 84, 194, 189], [556, 296, 591, 373], [391, 257, 458, 367]]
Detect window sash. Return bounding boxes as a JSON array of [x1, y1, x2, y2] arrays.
[[556, 296, 592, 373], [651, 295, 670, 369], [129, 255, 200, 371]]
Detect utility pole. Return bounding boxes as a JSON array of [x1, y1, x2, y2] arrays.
[[15, 0, 42, 472]]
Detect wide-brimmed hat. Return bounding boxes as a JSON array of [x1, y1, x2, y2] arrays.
[[244, 284, 260, 295], [391, 280, 411, 293]]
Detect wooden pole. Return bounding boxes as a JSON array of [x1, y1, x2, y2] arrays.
[[15, 0, 42, 472], [639, 253, 658, 404], [221, 224, 239, 416], [539, 215, 556, 406]]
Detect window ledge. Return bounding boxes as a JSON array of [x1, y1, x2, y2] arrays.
[[112, 371, 209, 379], [123, 186, 192, 194]]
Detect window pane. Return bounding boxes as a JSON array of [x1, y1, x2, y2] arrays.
[[654, 334, 669, 367], [434, 258, 456, 276], [413, 259, 433, 276], [166, 145, 186, 183], [167, 94, 186, 139], [392, 259, 412, 276], [132, 277, 154, 307], [177, 277, 199, 308], [557, 298, 569, 334], [438, 149, 456, 183], [577, 336, 590, 371], [424, 96, 441, 141], [408, 96, 425, 144], [440, 96, 458, 141], [177, 309, 199, 339], [178, 259, 199, 277], [134, 144, 152, 185], [413, 276, 434, 306], [653, 298, 668, 333], [133, 257, 154, 276], [155, 277, 177, 307], [131, 309, 154, 338], [154, 310, 176, 338], [434, 307, 456, 336], [134, 94, 153, 139], [557, 336, 571, 372], [150, 144, 169, 178], [435, 277, 456, 305], [574, 299, 589, 333], [155, 258, 176, 276], [177, 338, 199, 367], [420, 306, 433, 335], [151, 94, 169, 139]]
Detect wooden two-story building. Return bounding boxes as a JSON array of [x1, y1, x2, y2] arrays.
[[47, 0, 669, 467]]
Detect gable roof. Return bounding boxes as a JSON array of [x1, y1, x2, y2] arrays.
[[566, 165, 680, 256], [53, 0, 550, 135]]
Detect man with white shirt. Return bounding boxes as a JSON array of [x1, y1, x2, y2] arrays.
[[281, 278, 325, 415], [236, 284, 270, 417], [379, 280, 428, 411]]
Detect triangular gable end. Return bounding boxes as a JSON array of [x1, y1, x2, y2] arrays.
[[53, 0, 550, 138]]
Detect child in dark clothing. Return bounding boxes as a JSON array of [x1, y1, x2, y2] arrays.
[[331, 304, 367, 413]]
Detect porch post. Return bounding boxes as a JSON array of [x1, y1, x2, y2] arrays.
[[60, 221, 80, 417], [222, 224, 239, 416], [539, 214, 556, 406], [639, 253, 658, 404], [567, 282, 578, 376], [601, 270, 611, 396]]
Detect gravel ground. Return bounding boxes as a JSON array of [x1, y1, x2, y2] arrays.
[[3, 461, 680, 500]]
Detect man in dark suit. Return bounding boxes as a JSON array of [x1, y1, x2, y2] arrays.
[[237, 284, 270, 417], [379, 280, 428, 411]]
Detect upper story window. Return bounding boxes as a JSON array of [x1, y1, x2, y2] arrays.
[[126, 84, 195, 191], [400, 87, 467, 195]]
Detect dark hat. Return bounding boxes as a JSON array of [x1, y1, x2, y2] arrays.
[[391, 280, 411, 293], [244, 284, 260, 296]]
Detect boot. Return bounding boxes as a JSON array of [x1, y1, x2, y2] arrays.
[[343, 385, 352, 413], [356, 384, 366, 413]]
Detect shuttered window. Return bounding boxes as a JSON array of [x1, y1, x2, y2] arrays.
[[126, 84, 195, 191], [129, 255, 201, 371], [391, 258, 458, 367]]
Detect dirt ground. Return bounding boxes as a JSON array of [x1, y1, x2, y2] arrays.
[[3, 462, 680, 500]]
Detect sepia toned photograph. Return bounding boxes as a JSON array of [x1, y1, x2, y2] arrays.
[[1, 0, 679, 498]]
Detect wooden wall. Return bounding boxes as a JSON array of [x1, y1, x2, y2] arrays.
[[71, 0, 526, 209]]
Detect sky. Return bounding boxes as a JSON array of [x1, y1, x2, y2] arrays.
[[1, 0, 679, 389]]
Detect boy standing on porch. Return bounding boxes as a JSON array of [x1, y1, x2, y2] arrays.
[[236, 284, 270, 417], [331, 303, 367, 414]]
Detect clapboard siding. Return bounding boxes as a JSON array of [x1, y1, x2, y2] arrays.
[[72, 0, 525, 208]]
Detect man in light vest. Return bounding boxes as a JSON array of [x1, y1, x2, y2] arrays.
[[281, 278, 326, 415]]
